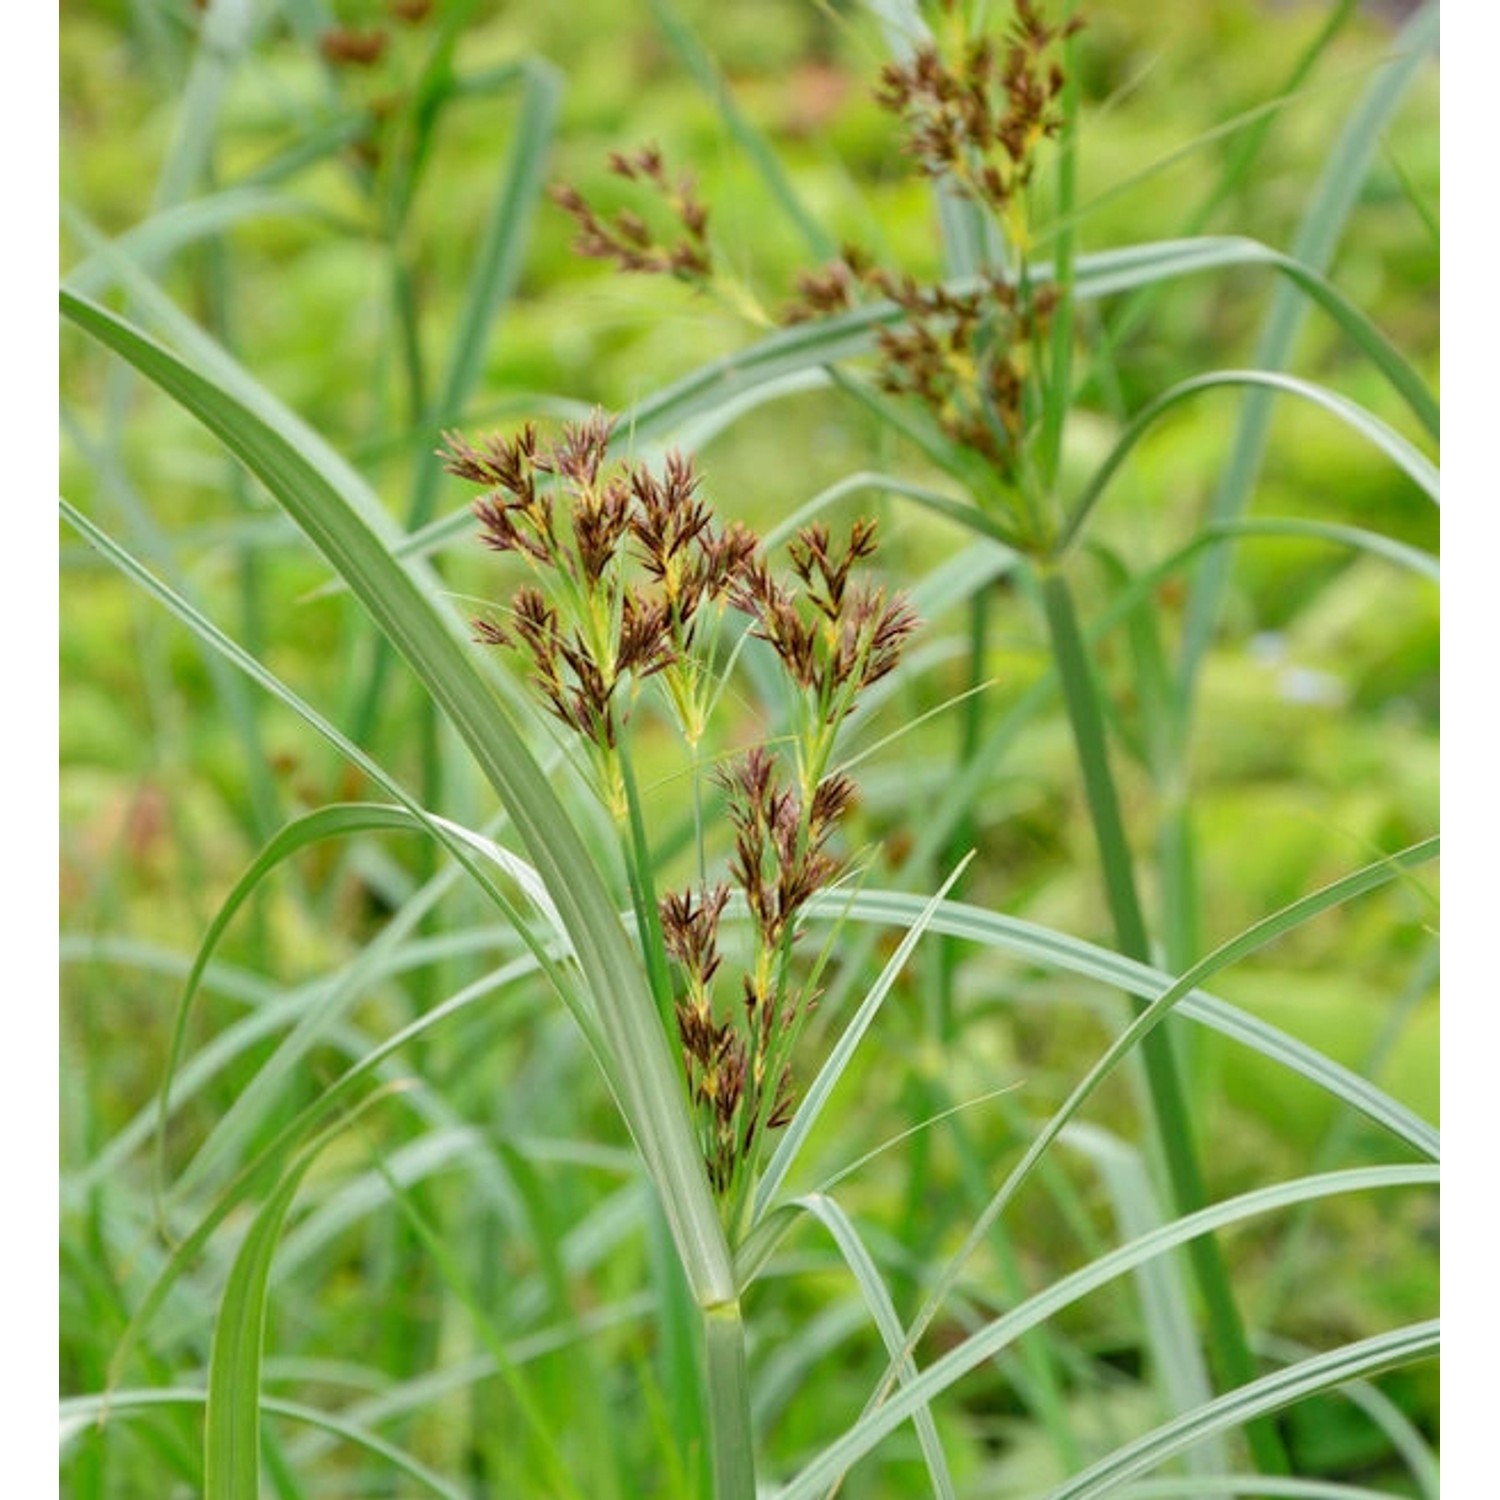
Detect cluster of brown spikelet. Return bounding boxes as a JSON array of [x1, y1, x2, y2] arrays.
[[550, 145, 713, 282], [441, 413, 916, 1199], [872, 0, 1082, 228], [442, 411, 755, 759], [551, 0, 1081, 505]]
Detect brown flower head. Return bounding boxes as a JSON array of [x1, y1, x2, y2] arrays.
[[730, 520, 918, 722], [319, 26, 388, 68], [551, 144, 713, 283], [660, 883, 732, 989], [873, 1, 1081, 219]]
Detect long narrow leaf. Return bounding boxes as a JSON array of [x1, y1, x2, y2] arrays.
[[772, 1167, 1436, 1498], [1113, 1481, 1404, 1500], [58, 504, 599, 1199], [804, 840, 1436, 1491], [755, 858, 973, 1218], [1058, 368, 1439, 554], [62, 1388, 467, 1500], [795, 1193, 956, 1500], [1179, 2, 1440, 684], [804, 839, 1439, 1163], [63, 189, 343, 297], [156, 802, 587, 1204], [1043, 1320, 1440, 1500], [205, 1092, 392, 1500], [1059, 1124, 1222, 1474]]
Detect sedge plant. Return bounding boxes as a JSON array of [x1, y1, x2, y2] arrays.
[[547, 1, 1291, 1476], [60, 1, 1437, 1496], [510, 0, 1437, 1487]]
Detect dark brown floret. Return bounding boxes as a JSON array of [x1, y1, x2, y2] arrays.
[[570, 476, 631, 586], [871, 2, 1081, 216], [551, 145, 713, 283], [660, 883, 731, 986], [615, 592, 675, 679], [319, 26, 388, 67]]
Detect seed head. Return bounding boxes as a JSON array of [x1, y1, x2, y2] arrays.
[[319, 26, 388, 68], [552, 144, 713, 284]]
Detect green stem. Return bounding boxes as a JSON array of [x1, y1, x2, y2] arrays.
[[1037, 568, 1149, 950], [617, 732, 676, 1035], [1035, 565, 1291, 1479], [935, 589, 990, 1041], [1038, 5, 1081, 489], [703, 1300, 755, 1500]]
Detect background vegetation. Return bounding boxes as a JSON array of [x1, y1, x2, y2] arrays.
[[61, 1, 1437, 1495]]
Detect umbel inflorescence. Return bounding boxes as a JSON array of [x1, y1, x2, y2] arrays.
[[441, 414, 916, 1208], [551, 0, 1082, 544]]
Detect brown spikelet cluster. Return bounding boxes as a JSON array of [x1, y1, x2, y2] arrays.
[[783, 245, 1061, 477], [780, 243, 875, 325], [790, 7, 1085, 512], [870, 267, 1061, 472], [318, 26, 389, 68], [547, 6, 1080, 526], [659, 747, 861, 1194], [730, 518, 919, 724], [653, 515, 914, 1199], [720, 747, 851, 954], [659, 882, 745, 1191], [550, 144, 713, 283], [448, 411, 917, 1203], [873, 0, 1082, 224], [441, 411, 755, 759]]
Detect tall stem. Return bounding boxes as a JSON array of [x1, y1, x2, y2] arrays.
[[703, 1299, 756, 1500], [934, 588, 990, 1041], [616, 732, 675, 1033], [1035, 564, 1291, 1479]]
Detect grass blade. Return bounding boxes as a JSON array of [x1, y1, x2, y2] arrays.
[[1178, 2, 1440, 687], [1112, 1481, 1405, 1500], [795, 1193, 956, 1500], [818, 838, 1437, 1489], [754, 857, 973, 1220], [772, 1167, 1436, 1498], [63, 189, 342, 298], [1059, 1124, 1223, 1474], [154, 802, 586, 1206], [1057, 368, 1439, 555], [204, 1091, 392, 1500], [1205, 518, 1437, 583], [1043, 1321, 1439, 1500], [807, 837, 1439, 1161], [59, 504, 602, 1193], [63, 1388, 468, 1500], [152, 0, 255, 212]]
